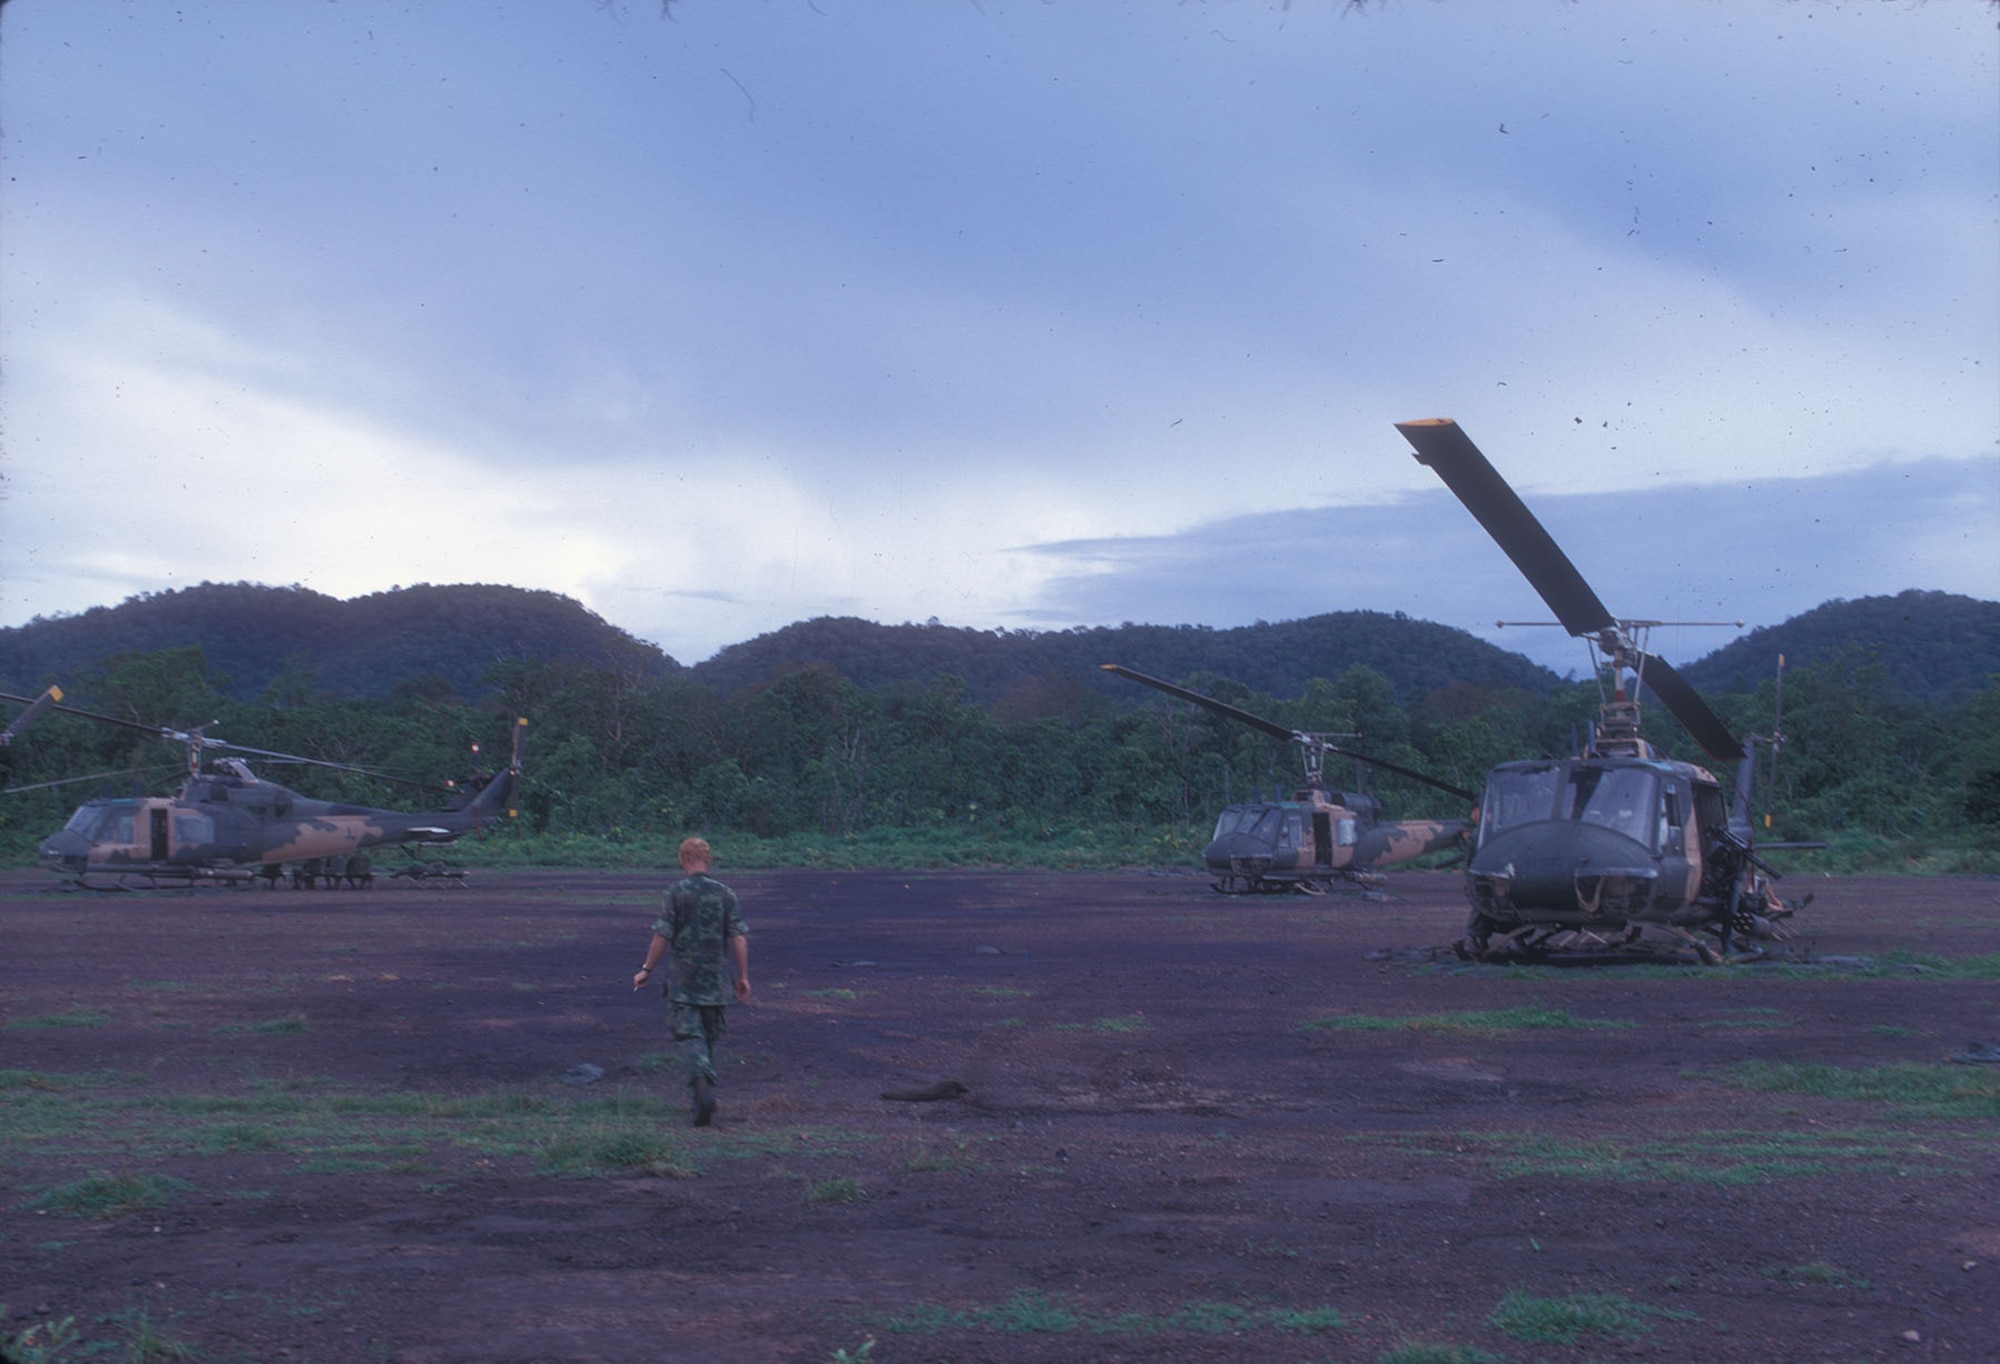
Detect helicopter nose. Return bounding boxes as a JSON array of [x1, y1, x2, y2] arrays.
[[38, 829, 92, 874]]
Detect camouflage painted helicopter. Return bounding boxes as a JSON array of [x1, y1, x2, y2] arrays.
[[1100, 664, 1475, 894], [1395, 417, 1808, 961], [1, 685, 524, 888]]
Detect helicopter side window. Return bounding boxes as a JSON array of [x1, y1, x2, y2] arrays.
[[1248, 808, 1282, 842], [97, 810, 135, 846], [1565, 767, 1657, 845], [1281, 811, 1304, 851], [173, 813, 216, 846]]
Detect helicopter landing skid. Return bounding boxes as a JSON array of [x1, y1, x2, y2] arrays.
[[1455, 923, 1767, 967]]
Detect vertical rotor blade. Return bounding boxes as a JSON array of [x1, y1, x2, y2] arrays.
[[1638, 653, 1744, 761], [0, 685, 64, 745], [1394, 418, 1617, 637]]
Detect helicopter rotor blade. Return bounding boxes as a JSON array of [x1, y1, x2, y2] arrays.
[[1100, 665, 1295, 741], [3, 764, 182, 796], [0, 686, 66, 745], [1394, 418, 1617, 638], [1637, 653, 1744, 762], [1101, 665, 1475, 802], [1315, 742, 1476, 803]]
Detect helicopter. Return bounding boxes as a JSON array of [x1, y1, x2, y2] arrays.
[[1, 684, 525, 889], [1100, 664, 1476, 894], [1394, 417, 1810, 962]]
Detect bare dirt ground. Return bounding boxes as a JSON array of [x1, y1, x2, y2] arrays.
[[2, 866, 1997, 1363]]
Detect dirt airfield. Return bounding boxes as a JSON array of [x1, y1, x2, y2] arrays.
[[2, 866, 1996, 1363]]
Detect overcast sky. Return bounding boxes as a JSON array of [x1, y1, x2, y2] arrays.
[[2, 0, 1993, 676]]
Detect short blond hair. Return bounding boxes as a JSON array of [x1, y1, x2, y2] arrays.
[[678, 837, 712, 865]]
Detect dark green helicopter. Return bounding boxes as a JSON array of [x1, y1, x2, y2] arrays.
[[2, 685, 524, 888], [1100, 665, 1476, 894], [1395, 418, 1812, 961]]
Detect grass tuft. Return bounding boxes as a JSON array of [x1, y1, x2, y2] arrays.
[[30, 1172, 193, 1220], [804, 1176, 866, 1204], [1487, 1288, 1690, 1344], [1304, 1005, 1632, 1034], [1377, 1343, 1504, 1364], [1727, 1060, 2000, 1119], [538, 1128, 694, 1178]]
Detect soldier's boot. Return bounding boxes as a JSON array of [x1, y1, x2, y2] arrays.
[[691, 1076, 718, 1128]]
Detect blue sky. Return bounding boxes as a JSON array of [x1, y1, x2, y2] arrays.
[[1, 0, 1993, 675]]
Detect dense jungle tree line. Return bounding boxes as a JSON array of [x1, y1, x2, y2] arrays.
[[2, 644, 1995, 872]]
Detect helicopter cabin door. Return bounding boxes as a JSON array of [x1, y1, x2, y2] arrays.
[[150, 806, 170, 861], [1312, 812, 1333, 867]]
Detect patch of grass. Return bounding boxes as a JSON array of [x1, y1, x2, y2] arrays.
[[539, 1128, 694, 1178], [633, 1051, 677, 1073], [1702, 1007, 1793, 1029], [1267, 1306, 1345, 1333], [904, 1136, 982, 1173], [200, 1123, 283, 1154], [211, 1014, 308, 1035], [30, 1172, 193, 1220], [805, 988, 862, 1000], [0, 1308, 82, 1363], [878, 1302, 971, 1334], [978, 1291, 1076, 1333], [6, 1010, 110, 1029], [1727, 1060, 2000, 1119], [0, 1069, 72, 1091], [1768, 1260, 1872, 1288], [804, 1176, 865, 1204], [969, 986, 1032, 998], [1366, 1125, 1971, 1184], [1869, 1024, 1928, 1038], [1377, 1343, 1503, 1364], [873, 1295, 1348, 1339], [1304, 1005, 1633, 1034], [1091, 1013, 1151, 1032], [1487, 1289, 1691, 1344], [101, 1304, 196, 1361]]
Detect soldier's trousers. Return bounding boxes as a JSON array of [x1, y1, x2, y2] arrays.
[[670, 1002, 728, 1085]]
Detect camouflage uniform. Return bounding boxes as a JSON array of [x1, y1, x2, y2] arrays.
[[651, 871, 748, 1087]]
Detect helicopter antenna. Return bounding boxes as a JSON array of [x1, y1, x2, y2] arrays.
[[1396, 418, 1745, 763]]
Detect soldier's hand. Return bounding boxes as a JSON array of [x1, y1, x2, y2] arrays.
[[735, 977, 752, 1003]]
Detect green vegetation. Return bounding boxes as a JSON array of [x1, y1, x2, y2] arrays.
[[804, 1176, 866, 1204], [1304, 1005, 1633, 1034], [4, 605, 1996, 872], [1725, 1060, 2000, 1118], [1377, 1344, 1503, 1364], [29, 1173, 193, 1220], [1767, 1260, 1872, 1289], [211, 1014, 309, 1035], [6, 1011, 110, 1030], [0, 1070, 871, 1190], [874, 1292, 1348, 1338], [1486, 1288, 1692, 1344], [1367, 1125, 1974, 1184]]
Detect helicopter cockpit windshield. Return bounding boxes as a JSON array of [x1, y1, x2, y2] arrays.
[[1479, 764, 1663, 851], [1477, 765, 1561, 847], [1562, 766, 1657, 846]]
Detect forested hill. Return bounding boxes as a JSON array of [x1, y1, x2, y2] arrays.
[[5, 582, 1992, 710], [0, 583, 678, 701], [686, 612, 1562, 703], [1678, 591, 2000, 702]]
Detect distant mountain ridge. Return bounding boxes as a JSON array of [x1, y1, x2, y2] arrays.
[[2, 582, 1991, 707], [0, 582, 678, 701], [684, 612, 1562, 704], [1678, 590, 2000, 702]]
